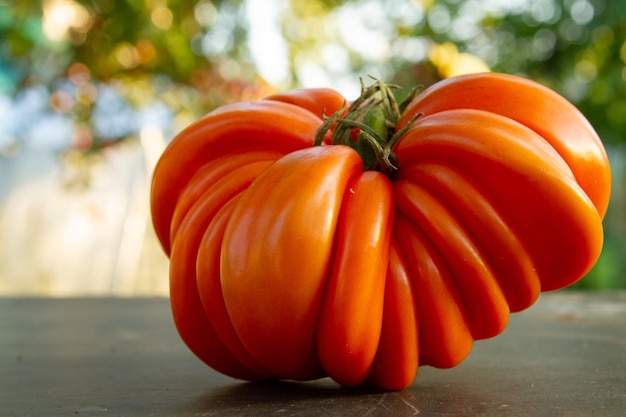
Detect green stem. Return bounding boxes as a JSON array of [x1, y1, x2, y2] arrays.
[[315, 77, 421, 176]]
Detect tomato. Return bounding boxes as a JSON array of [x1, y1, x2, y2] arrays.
[[150, 73, 610, 390]]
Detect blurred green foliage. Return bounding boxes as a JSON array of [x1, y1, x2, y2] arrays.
[[2, 0, 625, 144], [0, 0, 624, 288]]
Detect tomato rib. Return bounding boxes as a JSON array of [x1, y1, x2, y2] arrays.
[[169, 161, 273, 380], [169, 151, 283, 250], [221, 146, 362, 381], [151, 100, 323, 253], [365, 239, 419, 391], [395, 109, 604, 291], [398, 162, 541, 313], [394, 179, 509, 340], [316, 171, 393, 386], [196, 195, 277, 378], [265, 87, 346, 120], [398, 72, 611, 218], [393, 213, 473, 368]]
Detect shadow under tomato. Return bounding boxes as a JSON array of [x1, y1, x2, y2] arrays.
[[188, 378, 406, 416], [186, 374, 495, 417]]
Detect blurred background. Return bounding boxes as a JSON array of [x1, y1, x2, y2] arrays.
[[0, 0, 624, 296]]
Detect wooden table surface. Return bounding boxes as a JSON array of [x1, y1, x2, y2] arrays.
[[1, 291, 625, 416]]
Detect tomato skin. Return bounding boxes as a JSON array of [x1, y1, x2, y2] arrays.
[[398, 163, 540, 313], [265, 87, 346, 120], [398, 72, 611, 218], [393, 214, 473, 368], [151, 73, 610, 390], [365, 239, 419, 390], [169, 151, 284, 246], [221, 145, 363, 381], [395, 109, 604, 292], [168, 161, 275, 381], [196, 195, 277, 378], [394, 177, 510, 341], [316, 170, 393, 386], [151, 99, 327, 254]]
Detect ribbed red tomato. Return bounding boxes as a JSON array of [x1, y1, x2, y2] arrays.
[[150, 73, 610, 390]]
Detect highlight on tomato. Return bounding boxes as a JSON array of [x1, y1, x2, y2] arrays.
[[150, 72, 610, 390]]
